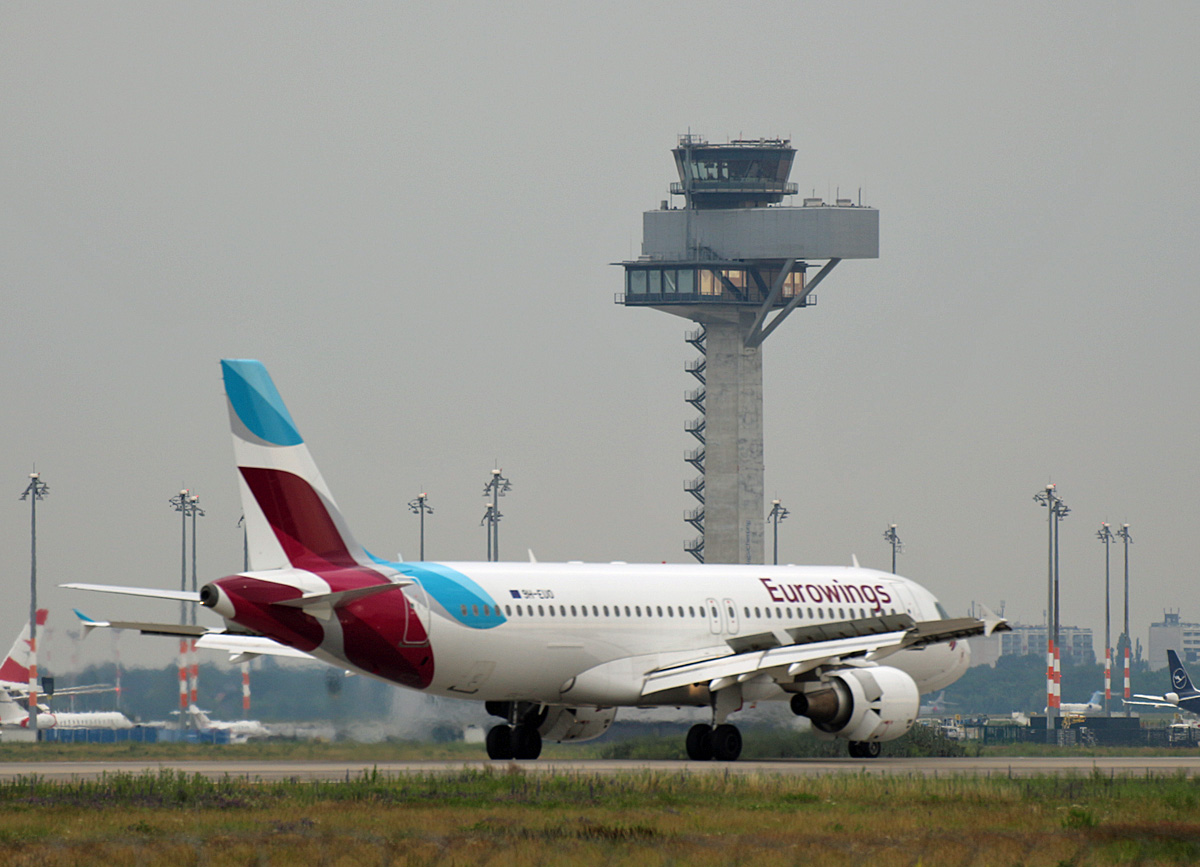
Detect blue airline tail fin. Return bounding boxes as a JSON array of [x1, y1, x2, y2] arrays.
[[1168, 649, 1197, 695]]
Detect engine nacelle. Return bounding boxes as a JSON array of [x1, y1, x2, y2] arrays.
[[538, 706, 618, 743], [791, 666, 919, 743]]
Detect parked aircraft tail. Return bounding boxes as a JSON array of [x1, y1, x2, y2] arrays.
[[1168, 649, 1197, 696], [0, 609, 46, 688]]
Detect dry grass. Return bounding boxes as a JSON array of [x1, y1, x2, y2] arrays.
[[0, 769, 1197, 865]]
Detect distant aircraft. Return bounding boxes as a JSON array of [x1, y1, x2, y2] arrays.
[[66, 359, 1007, 761], [1125, 650, 1200, 714], [1058, 690, 1105, 714], [918, 690, 955, 715], [181, 704, 270, 742], [0, 690, 132, 730], [0, 610, 113, 701]]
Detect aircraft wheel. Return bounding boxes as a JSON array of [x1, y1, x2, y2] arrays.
[[864, 741, 881, 758], [685, 724, 714, 761], [711, 724, 742, 761], [486, 725, 514, 760], [847, 741, 863, 758], [512, 725, 542, 760]]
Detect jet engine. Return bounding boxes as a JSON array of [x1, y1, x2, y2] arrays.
[[538, 706, 618, 743], [790, 666, 919, 743]]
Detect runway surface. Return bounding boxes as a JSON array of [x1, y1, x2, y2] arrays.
[[2, 756, 1200, 781]]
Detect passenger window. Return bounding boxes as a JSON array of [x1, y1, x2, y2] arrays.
[[689, 606, 696, 618], [538, 605, 544, 616], [838, 608, 844, 619], [483, 605, 490, 617], [593, 606, 599, 617], [472, 605, 479, 617], [711, 607, 719, 619], [744, 607, 751, 618], [667, 607, 674, 618], [548, 606, 555, 617], [657, 606, 664, 617], [461, 605, 468, 617], [625, 606, 632, 617], [635, 606, 642, 617], [765, 608, 772, 619], [604, 605, 610, 616], [560, 606, 566, 617], [505, 605, 512, 616], [755, 607, 761, 618], [571, 605, 577, 616]]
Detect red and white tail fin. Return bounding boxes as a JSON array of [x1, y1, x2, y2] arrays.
[[221, 360, 370, 573], [0, 609, 46, 688]]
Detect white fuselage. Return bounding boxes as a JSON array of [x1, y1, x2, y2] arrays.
[[329, 562, 970, 707]]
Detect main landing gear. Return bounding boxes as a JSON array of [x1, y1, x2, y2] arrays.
[[847, 740, 881, 758], [685, 723, 742, 761], [485, 723, 542, 760], [484, 701, 545, 761]]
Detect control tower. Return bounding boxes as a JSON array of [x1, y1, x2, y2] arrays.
[[617, 135, 878, 564]]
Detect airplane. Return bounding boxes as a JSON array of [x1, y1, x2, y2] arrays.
[[918, 690, 954, 716], [1058, 690, 1105, 715], [0, 689, 133, 730], [1125, 650, 1200, 714], [0, 610, 114, 700], [65, 359, 1007, 761], [177, 704, 271, 743]]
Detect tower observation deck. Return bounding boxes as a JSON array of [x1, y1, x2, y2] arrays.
[[617, 135, 878, 564]]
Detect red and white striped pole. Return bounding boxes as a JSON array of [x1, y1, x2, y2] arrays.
[[1104, 646, 1112, 707], [1053, 643, 1062, 710], [189, 639, 199, 705], [1047, 638, 1055, 712], [178, 638, 188, 713], [1124, 644, 1132, 708], [241, 663, 251, 719]]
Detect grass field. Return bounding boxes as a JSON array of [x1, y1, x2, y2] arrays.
[[0, 765, 1199, 865]]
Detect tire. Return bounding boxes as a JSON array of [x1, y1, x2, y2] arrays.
[[486, 725, 514, 760], [513, 725, 542, 760], [711, 724, 742, 761], [864, 741, 881, 758], [685, 724, 714, 761]]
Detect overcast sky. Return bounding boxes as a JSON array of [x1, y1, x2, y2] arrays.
[[3, 3, 1198, 674]]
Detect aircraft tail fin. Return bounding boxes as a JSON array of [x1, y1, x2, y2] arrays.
[[221, 360, 370, 573], [0, 691, 28, 726], [1168, 649, 1197, 695], [0, 609, 46, 686]]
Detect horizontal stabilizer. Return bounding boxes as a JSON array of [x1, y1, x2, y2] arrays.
[[73, 611, 312, 661], [62, 583, 201, 603], [270, 581, 410, 610]]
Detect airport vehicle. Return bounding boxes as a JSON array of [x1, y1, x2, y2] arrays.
[[67, 359, 1005, 760], [1126, 650, 1200, 714]]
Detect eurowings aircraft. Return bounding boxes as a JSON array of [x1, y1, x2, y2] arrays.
[[1125, 650, 1200, 714], [67, 359, 1006, 761]]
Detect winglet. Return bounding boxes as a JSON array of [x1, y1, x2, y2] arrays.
[[979, 604, 1007, 637], [73, 609, 110, 638], [851, 554, 860, 568]]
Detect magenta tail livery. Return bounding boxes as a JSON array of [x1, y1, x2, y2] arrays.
[[66, 359, 1007, 761]]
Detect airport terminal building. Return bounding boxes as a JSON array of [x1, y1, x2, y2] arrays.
[[969, 623, 1095, 668], [1148, 611, 1200, 671]]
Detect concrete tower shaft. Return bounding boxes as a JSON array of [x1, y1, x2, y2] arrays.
[[618, 135, 878, 564]]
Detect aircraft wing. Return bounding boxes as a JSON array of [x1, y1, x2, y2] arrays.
[[61, 583, 200, 603], [642, 614, 1005, 698]]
